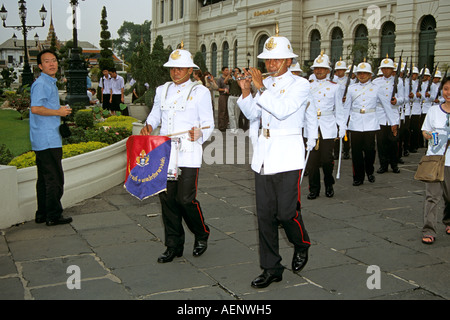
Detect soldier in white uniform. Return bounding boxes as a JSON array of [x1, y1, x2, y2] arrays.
[[431, 70, 445, 107], [418, 67, 433, 148], [141, 46, 215, 263], [408, 66, 422, 153], [373, 55, 405, 174], [343, 61, 380, 185], [237, 31, 318, 289], [333, 58, 351, 160], [306, 52, 345, 199]]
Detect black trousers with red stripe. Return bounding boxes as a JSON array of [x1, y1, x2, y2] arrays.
[[255, 170, 311, 276], [159, 167, 210, 250]]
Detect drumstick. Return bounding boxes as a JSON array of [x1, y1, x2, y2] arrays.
[[166, 126, 211, 137]]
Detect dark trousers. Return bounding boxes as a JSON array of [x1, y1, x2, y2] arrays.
[[410, 114, 421, 151], [350, 131, 376, 182], [308, 136, 335, 194], [255, 170, 310, 276], [376, 125, 399, 170], [218, 94, 229, 131], [159, 167, 210, 250], [399, 117, 411, 156], [35, 148, 64, 221], [102, 94, 111, 110]]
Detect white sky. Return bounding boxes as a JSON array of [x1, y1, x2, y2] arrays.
[[0, 0, 152, 47]]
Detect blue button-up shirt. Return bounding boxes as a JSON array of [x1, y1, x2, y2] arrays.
[[29, 72, 62, 151]]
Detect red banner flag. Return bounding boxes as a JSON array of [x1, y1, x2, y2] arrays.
[[124, 135, 172, 200]]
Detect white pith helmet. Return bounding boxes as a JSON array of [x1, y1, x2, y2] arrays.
[[163, 42, 199, 69], [379, 54, 395, 69], [290, 62, 303, 73], [311, 51, 331, 70], [334, 58, 348, 70], [355, 60, 373, 75], [420, 67, 431, 76], [257, 24, 298, 60], [435, 69, 442, 78]]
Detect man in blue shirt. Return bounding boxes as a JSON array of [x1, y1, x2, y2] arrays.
[[30, 49, 73, 226]]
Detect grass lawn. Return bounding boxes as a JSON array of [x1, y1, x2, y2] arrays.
[[0, 109, 31, 157]]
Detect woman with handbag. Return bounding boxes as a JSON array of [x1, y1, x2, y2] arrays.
[[421, 77, 450, 244]]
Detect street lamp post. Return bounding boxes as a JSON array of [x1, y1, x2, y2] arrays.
[[0, 1, 47, 87], [65, 0, 88, 105]]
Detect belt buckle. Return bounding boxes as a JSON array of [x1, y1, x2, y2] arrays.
[[263, 128, 270, 139], [317, 110, 321, 117], [360, 108, 366, 114]]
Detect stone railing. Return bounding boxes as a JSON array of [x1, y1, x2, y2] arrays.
[[0, 139, 127, 229]]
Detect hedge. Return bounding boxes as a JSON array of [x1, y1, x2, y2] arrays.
[[8, 141, 109, 169]]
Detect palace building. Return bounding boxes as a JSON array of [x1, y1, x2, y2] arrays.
[[151, 0, 449, 76]]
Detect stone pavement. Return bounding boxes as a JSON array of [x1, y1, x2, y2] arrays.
[[1, 135, 450, 301]]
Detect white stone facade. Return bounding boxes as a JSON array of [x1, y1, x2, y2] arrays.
[[151, 0, 449, 76]]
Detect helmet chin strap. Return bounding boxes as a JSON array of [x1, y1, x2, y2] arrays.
[[171, 70, 191, 84], [272, 59, 288, 77]]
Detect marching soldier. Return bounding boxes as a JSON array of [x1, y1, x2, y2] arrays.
[[408, 66, 422, 153], [141, 45, 215, 263], [373, 55, 405, 174], [306, 52, 346, 199], [333, 58, 351, 160], [237, 29, 318, 289], [431, 69, 444, 106], [343, 61, 380, 185], [419, 67, 433, 147]]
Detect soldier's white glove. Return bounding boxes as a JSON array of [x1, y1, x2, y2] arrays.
[[306, 139, 316, 151], [338, 127, 346, 139]]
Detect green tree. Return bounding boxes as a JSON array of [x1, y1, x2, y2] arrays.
[[113, 20, 152, 63], [194, 52, 207, 72], [98, 6, 114, 71]]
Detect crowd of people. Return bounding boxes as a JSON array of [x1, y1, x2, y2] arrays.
[[29, 31, 449, 289]]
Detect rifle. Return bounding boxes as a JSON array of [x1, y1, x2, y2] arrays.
[[408, 57, 413, 96], [402, 57, 408, 86], [426, 62, 439, 94], [434, 68, 448, 101], [416, 65, 426, 95], [391, 50, 403, 101], [342, 60, 355, 102], [329, 59, 336, 81]]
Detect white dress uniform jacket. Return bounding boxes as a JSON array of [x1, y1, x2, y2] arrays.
[[420, 81, 433, 114], [238, 71, 318, 175], [408, 79, 422, 115], [344, 81, 381, 132], [309, 79, 345, 139], [373, 76, 404, 126], [146, 80, 215, 168]]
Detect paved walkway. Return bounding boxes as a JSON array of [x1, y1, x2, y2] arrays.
[[1, 134, 449, 300]]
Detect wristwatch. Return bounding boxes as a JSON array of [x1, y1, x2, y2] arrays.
[[258, 86, 267, 95]]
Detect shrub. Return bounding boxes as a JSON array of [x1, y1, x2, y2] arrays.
[[74, 109, 94, 129], [94, 115, 137, 131], [8, 141, 109, 169], [0, 144, 14, 165]]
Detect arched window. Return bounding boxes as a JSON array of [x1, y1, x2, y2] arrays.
[[222, 41, 229, 68], [380, 22, 396, 59], [211, 43, 217, 77], [201, 44, 207, 66], [419, 15, 436, 69], [330, 27, 344, 64], [257, 34, 269, 72], [354, 24, 368, 63], [310, 29, 321, 61]]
